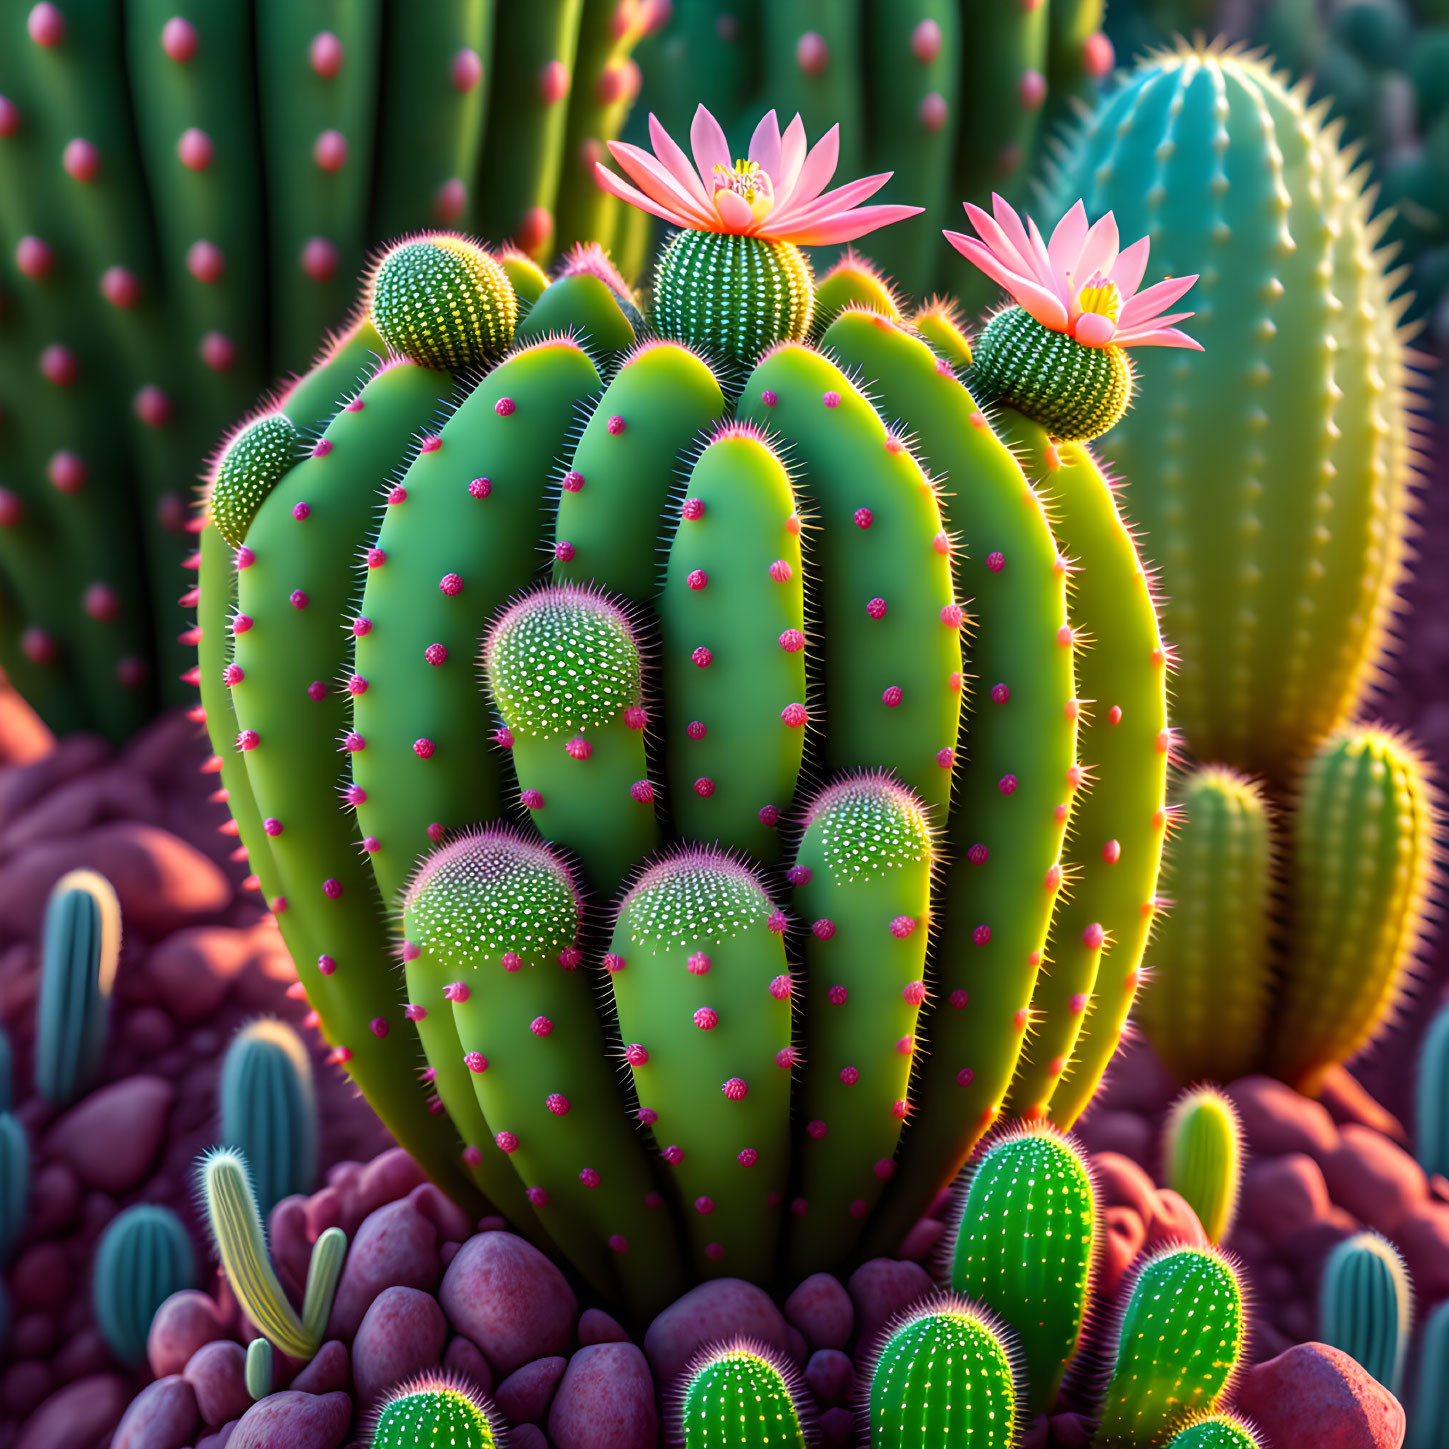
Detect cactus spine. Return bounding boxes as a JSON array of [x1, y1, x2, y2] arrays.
[[678, 1343, 809, 1449], [1319, 1231, 1413, 1395], [220, 1019, 319, 1214], [93, 1205, 197, 1368], [1164, 1089, 1243, 1246], [370, 1374, 501, 1449], [35, 869, 121, 1105]]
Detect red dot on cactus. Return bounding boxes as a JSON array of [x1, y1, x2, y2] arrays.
[[691, 645, 712, 668], [998, 774, 1018, 795], [369, 1016, 389, 1039], [231, 614, 252, 636], [330, 1045, 352, 1066], [312, 129, 348, 172], [781, 703, 808, 729], [452, 45, 483, 91], [796, 27, 828, 72], [438, 572, 463, 596], [0, 96, 18, 137], [444, 981, 471, 1003], [159, 15, 197, 60], [554, 540, 575, 562], [434, 178, 468, 224], [827, 985, 848, 1006], [62, 137, 100, 182], [237, 728, 259, 751], [16, 236, 51, 280], [692, 777, 716, 799], [790, 1197, 810, 1219], [629, 779, 653, 803], [310, 438, 333, 460], [903, 981, 928, 1009], [493, 396, 518, 419], [933, 531, 952, 556], [565, 736, 592, 761], [813, 917, 838, 941], [530, 1016, 553, 1038], [413, 738, 435, 760], [561, 469, 585, 493], [778, 628, 805, 652], [638, 1109, 659, 1130], [222, 664, 243, 687], [463, 477, 492, 503], [426, 640, 448, 665], [892, 1099, 912, 1120], [693, 1007, 719, 1031], [343, 786, 365, 808], [83, 583, 119, 622], [416, 435, 443, 456], [853, 506, 873, 529], [889, 916, 917, 940], [759, 804, 781, 829], [1083, 28, 1114, 75], [956, 1067, 975, 1088], [546, 1093, 570, 1116], [322, 878, 342, 899], [936, 747, 955, 770], [177, 128, 213, 171], [865, 597, 888, 620], [298, 236, 338, 283], [294, 502, 312, 521], [723, 1077, 748, 1101], [289, 590, 308, 610], [1057, 624, 1075, 647], [684, 720, 707, 743], [681, 496, 704, 520], [306, 681, 326, 701], [28, 3, 64, 45], [100, 266, 140, 308], [314, 954, 337, 978], [973, 924, 991, 946], [625, 1043, 648, 1067], [1044, 864, 1062, 892], [882, 686, 903, 708], [496, 1131, 518, 1154], [624, 705, 648, 730], [685, 568, 708, 592], [919, 91, 948, 132], [185, 239, 225, 284], [604, 952, 626, 974], [604, 414, 629, 438], [41, 346, 79, 386], [493, 950, 521, 974], [47, 451, 86, 494], [538, 57, 571, 102], [304, 28, 343, 76], [1018, 68, 1048, 109], [520, 788, 544, 811], [658, 1144, 684, 1167], [580, 1168, 601, 1189], [692, 1195, 716, 1217], [685, 952, 712, 977], [115, 655, 145, 690], [343, 732, 364, 752], [1069, 992, 1090, 1016]]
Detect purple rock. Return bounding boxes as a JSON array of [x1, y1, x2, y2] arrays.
[[289, 1341, 350, 1397], [819, 1406, 856, 1446], [644, 1279, 791, 1390], [846, 1259, 934, 1348], [784, 1274, 854, 1351], [496, 1356, 567, 1424], [805, 1349, 853, 1405], [352, 1287, 447, 1403], [229, 1391, 353, 1449], [898, 1217, 947, 1262], [329, 1198, 441, 1340], [185, 1341, 251, 1428], [511, 1426, 548, 1449], [43, 1076, 174, 1194], [196, 1426, 238, 1449], [549, 1344, 658, 1449], [356, 1149, 426, 1217], [408, 1181, 475, 1244], [148, 1291, 231, 1378], [578, 1309, 631, 1347], [112, 1375, 200, 1449], [442, 1336, 495, 1399], [14, 1373, 130, 1449]]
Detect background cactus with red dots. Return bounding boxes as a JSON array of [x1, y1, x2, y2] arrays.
[[0, 0, 664, 741]]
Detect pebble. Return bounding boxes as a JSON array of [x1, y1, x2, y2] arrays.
[[14, 1372, 130, 1449], [147, 1291, 231, 1378], [549, 1344, 658, 1449], [111, 1374, 199, 1449], [329, 1198, 441, 1339], [442, 1335, 494, 1398], [144, 927, 252, 1023], [228, 1390, 353, 1449], [805, 1348, 854, 1405], [352, 1287, 448, 1403], [184, 1341, 251, 1427], [578, 1308, 631, 1346], [784, 1274, 854, 1350], [45, 1076, 174, 1194], [1227, 1075, 1340, 1159], [1235, 1342, 1407, 1448], [846, 1258, 934, 1348], [1321, 1123, 1427, 1236], [289, 1340, 350, 1396], [644, 1278, 790, 1389], [1240, 1154, 1333, 1244], [495, 1355, 567, 1423]]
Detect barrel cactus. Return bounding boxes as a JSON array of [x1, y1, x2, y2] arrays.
[[369, 1373, 501, 1449], [195, 105, 1176, 1313], [677, 1343, 810, 1449]]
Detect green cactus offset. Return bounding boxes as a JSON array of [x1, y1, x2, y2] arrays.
[[1319, 1230, 1413, 1395], [93, 1204, 197, 1368], [677, 1342, 810, 1449], [1163, 1087, 1243, 1246], [369, 1373, 501, 1449]]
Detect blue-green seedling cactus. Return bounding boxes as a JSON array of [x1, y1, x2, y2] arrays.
[[93, 1204, 197, 1367], [196, 1147, 345, 1361], [1319, 1231, 1413, 1395], [35, 869, 121, 1105], [0, 1111, 29, 1263], [0, 1026, 11, 1113], [220, 1018, 319, 1214], [1164, 1088, 1243, 1246], [1418, 1002, 1449, 1185], [677, 1341, 810, 1449], [370, 1373, 501, 1449], [1408, 1297, 1449, 1449]]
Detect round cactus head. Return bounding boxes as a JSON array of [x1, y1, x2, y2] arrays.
[[403, 826, 582, 970], [867, 1294, 1019, 1448], [676, 1340, 809, 1449], [369, 1372, 500, 1448], [801, 771, 934, 883], [1166, 1415, 1264, 1449], [483, 584, 644, 741], [619, 846, 776, 950], [558, 241, 644, 326], [206, 411, 299, 549], [368, 234, 518, 373]]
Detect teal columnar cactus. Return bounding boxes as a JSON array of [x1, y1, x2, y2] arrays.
[[867, 1297, 1019, 1449], [950, 1128, 1096, 1418], [1408, 1297, 1449, 1449], [35, 869, 121, 1106], [370, 1374, 501, 1449], [0, 1112, 29, 1263], [197, 1147, 345, 1362], [0, 1026, 12, 1113], [1415, 1003, 1449, 1181], [220, 1019, 319, 1214], [0, 3, 661, 742], [1319, 1231, 1413, 1395], [1163, 1089, 1243, 1246], [1165, 1418, 1264, 1449], [1096, 1247, 1246, 1447], [677, 1343, 809, 1449], [93, 1205, 197, 1367]]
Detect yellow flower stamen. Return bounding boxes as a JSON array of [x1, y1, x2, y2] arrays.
[[1077, 277, 1120, 322], [713, 158, 771, 205]]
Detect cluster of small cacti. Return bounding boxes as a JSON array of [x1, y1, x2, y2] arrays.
[[0, 0, 663, 741], [1049, 43, 1440, 1096], [196, 91, 1178, 1311]]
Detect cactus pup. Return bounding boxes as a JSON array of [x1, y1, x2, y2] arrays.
[[369, 1372, 501, 1449], [93, 1205, 196, 1367], [1164, 1088, 1243, 1246], [676, 1341, 810, 1449]]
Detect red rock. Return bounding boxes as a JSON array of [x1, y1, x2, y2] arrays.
[[784, 1273, 854, 1351], [1234, 1342, 1406, 1448], [1092, 1036, 1180, 1114], [1100, 1206, 1147, 1300], [305, 1186, 348, 1243], [112, 1375, 199, 1449], [53, 1326, 110, 1381], [785, 1326, 808, 1366], [288, 1340, 349, 1396], [122, 1005, 176, 1053], [355, 1148, 427, 1217], [1091, 1152, 1159, 1222], [1226, 1076, 1339, 1160], [352, 1287, 447, 1403], [898, 1216, 947, 1261], [1393, 1203, 1449, 1303], [15, 1373, 130, 1449], [268, 1195, 310, 1300], [1282, 1217, 1359, 1280], [496, 1355, 567, 1423], [407, 1180, 475, 1243], [1142, 1188, 1209, 1253], [1241, 1153, 1333, 1244], [0, 733, 107, 828], [195, 1426, 238, 1449], [10, 1313, 57, 1358], [1319, 1066, 1409, 1147], [228, 1390, 353, 1449], [1075, 1108, 1153, 1164], [2, 768, 158, 852], [1322, 1125, 1427, 1236], [806, 1348, 854, 1404], [578, 1309, 631, 1346], [45, 1076, 174, 1194], [329, 1198, 441, 1339], [145, 927, 254, 1023], [645, 1279, 790, 1389], [443, 1335, 494, 1398], [847, 1259, 934, 1349], [549, 1344, 658, 1449], [147, 1291, 230, 1378], [185, 1341, 250, 1427], [9, 1241, 70, 1312]]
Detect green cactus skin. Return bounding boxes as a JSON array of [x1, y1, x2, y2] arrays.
[[1165, 1417, 1264, 1449], [1095, 1247, 1246, 1448], [482, 584, 661, 898], [371, 1, 492, 241], [198, 1148, 345, 1362], [256, 2, 382, 373], [809, 250, 902, 338], [404, 827, 682, 1317], [950, 1127, 1096, 1419], [867, 1297, 1020, 1449], [910, 299, 972, 370], [761, 3, 865, 180], [737, 338, 963, 817], [1163, 1088, 1243, 1246], [990, 418, 1168, 1129], [608, 848, 792, 1283], [655, 231, 816, 374], [93, 1205, 197, 1368], [819, 310, 1076, 1257], [35, 869, 121, 1106], [1408, 1297, 1449, 1449], [515, 269, 637, 364], [1135, 767, 1276, 1087], [370, 1373, 501, 1449], [499, 248, 554, 311], [1048, 45, 1418, 782], [245, 1336, 274, 1401], [1416, 1003, 1449, 1182], [220, 1019, 319, 1215], [1319, 1230, 1413, 1395], [678, 1342, 810, 1449], [228, 357, 482, 1209], [353, 338, 602, 907], [1272, 727, 1435, 1095], [0, 1112, 29, 1264], [552, 342, 726, 603], [659, 427, 806, 864], [786, 774, 935, 1274]]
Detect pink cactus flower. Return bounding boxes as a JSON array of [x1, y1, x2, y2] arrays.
[[594, 105, 922, 244], [945, 194, 1202, 350]]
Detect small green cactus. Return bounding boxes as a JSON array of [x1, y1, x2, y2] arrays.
[[678, 1343, 809, 1449], [1165, 1417, 1264, 1449], [245, 1336, 273, 1402], [0, 1112, 30, 1263], [370, 1373, 500, 1449], [1416, 1003, 1449, 1181], [1319, 1231, 1413, 1395], [35, 869, 121, 1105], [1407, 1297, 1449, 1449], [220, 1019, 319, 1214], [93, 1205, 197, 1368], [1164, 1089, 1244, 1246]]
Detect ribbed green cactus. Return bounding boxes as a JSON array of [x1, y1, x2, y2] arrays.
[[220, 1019, 318, 1215], [678, 1343, 809, 1449], [1416, 1003, 1449, 1181], [1096, 1247, 1246, 1447], [0, 1111, 29, 1263], [93, 1205, 197, 1368], [1319, 1231, 1413, 1395], [1164, 1089, 1243, 1246], [1165, 1418, 1263, 1449], [1408, 1297, 1449, 1449], [370, 1374, 500, 1449], [867, 1297, 1019, 1449], [0, 3, 662, 740], [35, 869, 121, 1106]]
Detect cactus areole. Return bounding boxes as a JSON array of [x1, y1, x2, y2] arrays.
[[200, 104, 1178, 1318]]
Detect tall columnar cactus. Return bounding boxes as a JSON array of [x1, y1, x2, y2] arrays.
[[0, 1111, 29, 1263], [1408, 1297, 1449, 1449], [1164, 1088, 1243, 1246], [1096, 1247, 1246, 1447], [34, 869, 121, 1106], [93, 1205, 197, 1368], [369, 1374, 501, 1449], [0, 1026, 12, 1114], [0, 2, 662, 742], [1319, 1231, 1413, 1395], [220, 1019, 319, 1214], [1416, 1003, 1449, 1181], [677, 1343, 810, 1449]]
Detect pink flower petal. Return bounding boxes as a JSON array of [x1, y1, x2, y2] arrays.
[[773, 114, 808, 204], [607, 140, 715, 226], [1074, 311, 1117, 346], [593, 162, 695, 229], [1048, 201, 1089, 274], [689, 104, 732, 186], [785, 123, 841, 212], [991, 193, 1041, 279], [1116, 310, 1195, 344], [1118, 272, 1198, 328], [1109, 235, 1150, 301], [963, 201, 1037, 281], [713, 187, 756, 230], [749, 109, 783, 182], [1024, 215, 1061, 294], [944, 232, 1070, 332], [778, 203, 924, 246], [649, 112, 711, 208], [770, 171, 890, 227], [1073, 210, 1120, 291], [1116, 325, 1203, 349]]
